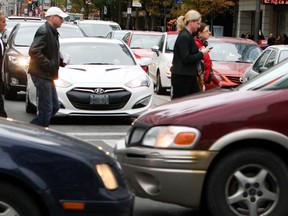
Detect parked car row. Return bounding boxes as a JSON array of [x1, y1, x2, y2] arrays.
[[108, 30, 163, 72], [148, 32, 262, 94], [2, 21, 85, 99]]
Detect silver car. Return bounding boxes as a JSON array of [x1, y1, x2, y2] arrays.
[[242, 45, 288, 82]]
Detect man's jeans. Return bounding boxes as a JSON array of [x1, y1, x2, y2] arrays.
[[30, 75, 59, 127]]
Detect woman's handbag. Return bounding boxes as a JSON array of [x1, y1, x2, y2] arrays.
[[205, 69, 213, 84], [197, 74, 205, 92], [197, 60, 204, 75]]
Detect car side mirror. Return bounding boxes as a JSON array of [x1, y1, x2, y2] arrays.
[[139, 57, 152, 66], [259, 67, 268, 73], [151, 45, 160, 56]]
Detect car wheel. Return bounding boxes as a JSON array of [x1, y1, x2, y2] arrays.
[[25, 91, 36, 113], [155, 72, 166, 95], [4, 83, 17, 100], [0, 181, 42, 216], [205, 147, 288, 216]]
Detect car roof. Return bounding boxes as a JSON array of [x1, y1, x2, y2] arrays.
[[166, 31, 178, 35], [266, 45, 288, 50], [208, 36, 259, 45], [15, 21, 80, 28], [75, 20, 120, 25], [127, 30, 163, 35], [59, 37, 124, 44], [7, 16, 42, 21]]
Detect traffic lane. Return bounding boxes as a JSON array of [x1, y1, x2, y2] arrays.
[[134, 197, 202, 216], [4, 94, 206, 216]]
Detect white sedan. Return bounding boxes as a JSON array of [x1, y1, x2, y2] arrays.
[[148, 32, 178, 94], [26, 37, 154, 117]]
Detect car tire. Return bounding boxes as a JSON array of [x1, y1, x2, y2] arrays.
[[155, 72, 166, 95], [25, 91, 36, 113], [205, 147, 288, 216], [0, 181, 42, 216]]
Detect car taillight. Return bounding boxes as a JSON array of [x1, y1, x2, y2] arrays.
[[141, 65, 148, 72]]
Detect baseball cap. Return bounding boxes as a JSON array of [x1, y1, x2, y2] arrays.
[[45, 7, 68, 18]]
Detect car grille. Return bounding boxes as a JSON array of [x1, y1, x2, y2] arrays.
[[66, 87, 131, 110], [226, 76, 241, 84]]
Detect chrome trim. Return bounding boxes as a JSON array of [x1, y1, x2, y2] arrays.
[[210, 129, 288, 151], [72, 88, 124, 93]]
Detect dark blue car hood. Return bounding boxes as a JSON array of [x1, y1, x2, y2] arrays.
[[0, 118, 109, 163]]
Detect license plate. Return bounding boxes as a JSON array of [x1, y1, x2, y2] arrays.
[[90, 95, 109, 105]]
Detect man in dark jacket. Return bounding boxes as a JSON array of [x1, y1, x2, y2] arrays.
[[0, 11, 7, 118], [28, 7, 68, 127]]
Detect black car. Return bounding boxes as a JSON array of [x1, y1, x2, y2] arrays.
[[2, 22, 85, 100], [0, 118, 133, 216]]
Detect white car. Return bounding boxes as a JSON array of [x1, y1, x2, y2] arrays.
[[74, 20, 121, 37], [26, 37, 154, 117], [148, 32, 178, 94], [242, 45, 288, 82]]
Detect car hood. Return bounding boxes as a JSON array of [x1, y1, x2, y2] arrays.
[[132, 49, 153, 58], [0, 119, 111, 163], [138, 88, 275, 126], [60, 65, 145, 83], [213, 61, 252, 77]]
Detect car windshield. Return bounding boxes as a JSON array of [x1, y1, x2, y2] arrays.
[[14, 25, 85, 46], [113, 31, 129, 40], [79, 23, 121, 37], [209, 41, 262, 63], [237, 59, 288, 91], [279, 50, 288, 62], [166, 34, 178, 52], [130, 34, 162, 49], [60, 42, 136, 66]]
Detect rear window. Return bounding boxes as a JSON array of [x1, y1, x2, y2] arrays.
[[14, 25, 84, 46], [129, 34, 162, 49], [79, 23, 121, 37]]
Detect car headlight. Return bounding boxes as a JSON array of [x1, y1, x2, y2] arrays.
[[54, 79, 72, 88], [166, 62, 172, 78], [142, 126, 200, 148], [8, 55, 30, 67], [96, 164, 118, 190], [125, 75, 151, 88]]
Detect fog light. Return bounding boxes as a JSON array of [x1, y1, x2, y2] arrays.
[[132, 96, 151, 109]]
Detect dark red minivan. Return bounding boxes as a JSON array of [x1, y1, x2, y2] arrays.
[[115, 59, 288, 216]]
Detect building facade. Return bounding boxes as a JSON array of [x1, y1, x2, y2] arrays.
[[237, 0, 288, 39]]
